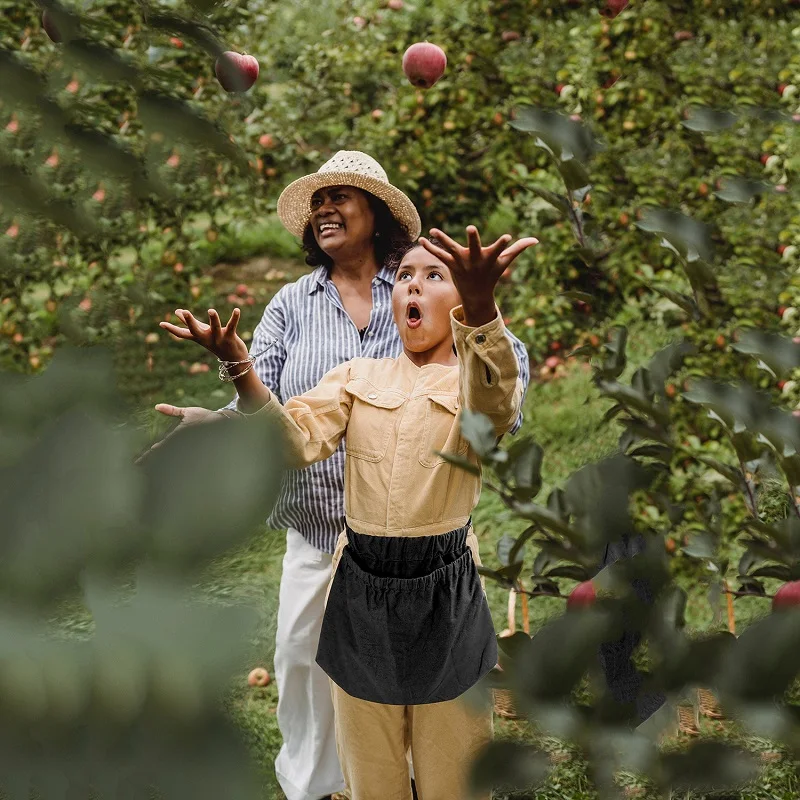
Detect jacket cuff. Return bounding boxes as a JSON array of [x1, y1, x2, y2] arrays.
[[450, 305, 506, 349]]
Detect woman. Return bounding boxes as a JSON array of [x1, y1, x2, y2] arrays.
[[155, 151, 531, 800]]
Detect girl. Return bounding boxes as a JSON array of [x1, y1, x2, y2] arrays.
[[160, 225, 537, 799]]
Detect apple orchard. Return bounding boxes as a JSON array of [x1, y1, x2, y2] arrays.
[[2, 0, 800, 798]]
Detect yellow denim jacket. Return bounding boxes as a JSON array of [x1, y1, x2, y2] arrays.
[[258, 306, 522, 538]]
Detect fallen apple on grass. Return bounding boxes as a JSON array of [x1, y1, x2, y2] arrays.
[[215, 51, 259, 93], [402, 42, 447, 89], [248, 667, 271, 687]]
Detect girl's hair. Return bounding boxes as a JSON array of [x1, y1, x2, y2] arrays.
[[387, 236, 447, 271], [301, 189, 414, 269]]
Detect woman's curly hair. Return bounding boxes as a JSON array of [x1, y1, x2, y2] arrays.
[[301, 190, 414, 270]]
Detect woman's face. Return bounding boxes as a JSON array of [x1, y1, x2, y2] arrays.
[[392, 246, 461, 364], [309, 186, 376, 260]]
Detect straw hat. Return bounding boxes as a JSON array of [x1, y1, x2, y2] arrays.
[[276, 150, 421, 240]]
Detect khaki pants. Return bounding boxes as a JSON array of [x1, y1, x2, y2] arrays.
[[331, 681, 492, 800]]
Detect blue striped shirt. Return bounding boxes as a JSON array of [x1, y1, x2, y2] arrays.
[[225, 262, 530, 553]]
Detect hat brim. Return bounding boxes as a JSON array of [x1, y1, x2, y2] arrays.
[[277, 171, 422, 241]]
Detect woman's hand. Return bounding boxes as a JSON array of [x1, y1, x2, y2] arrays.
[[420, 226, 538, 328], [159, 307, 250, 363], [135, 405, 237, 463]]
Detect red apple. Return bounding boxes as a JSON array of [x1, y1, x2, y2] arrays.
[[760, 153, 771, 166], [567, 581, 596, 610], [604, 0, 629, 18], [778, 245, 787, 256], [778, 83, 788, 96], [259, 133, 275, 149], [248, 667, 270, 687], [773, 581, 800, 611], [501, 30, 520, 42], [402, 42, 447, 90], [215, 51, 259, 93], [674, 30, 694, 41], [388, 0, 404, 8], [42, 9, 62, 43]]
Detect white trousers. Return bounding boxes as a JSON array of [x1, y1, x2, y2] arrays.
[[274, 529, 346, 800]]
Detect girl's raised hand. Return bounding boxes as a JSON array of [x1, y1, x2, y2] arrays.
[[159, 307, 250, 363], [419, 226, 538, 326]]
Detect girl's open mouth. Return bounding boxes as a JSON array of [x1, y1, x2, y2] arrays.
[[406, 303, 422, 329]]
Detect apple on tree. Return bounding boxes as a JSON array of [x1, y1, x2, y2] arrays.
[[772, 581, 800, 612], [402, 42, 447, 90], [215, 51, 259, 93], [567, 580, 596, 610]]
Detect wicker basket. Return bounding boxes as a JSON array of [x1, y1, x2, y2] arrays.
[[493, 584, 530, 719], [698, 687, 724, 719]]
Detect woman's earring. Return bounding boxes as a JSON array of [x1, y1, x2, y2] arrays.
[[374, 231, 381, 238]]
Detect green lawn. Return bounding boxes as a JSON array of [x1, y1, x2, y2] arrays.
[[103, 257, 796, 799]]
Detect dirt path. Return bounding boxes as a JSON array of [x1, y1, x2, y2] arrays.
[[208, 255, 311, 303]]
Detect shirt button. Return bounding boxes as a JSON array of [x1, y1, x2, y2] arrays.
[[368, 392, 378, 399], [368, 331, 374, 337], [475, 333, 486, 344]]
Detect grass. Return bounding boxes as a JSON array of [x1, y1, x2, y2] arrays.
[[95, 260, 798, 799]]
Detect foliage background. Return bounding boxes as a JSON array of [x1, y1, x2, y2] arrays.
[[2, 0, 800, 797]]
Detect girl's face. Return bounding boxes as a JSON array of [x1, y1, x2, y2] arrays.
[[392, 246, 461, 366], [309, 185, 376, 260]]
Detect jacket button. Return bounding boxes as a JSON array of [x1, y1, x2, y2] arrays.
[[368, 392, 378, 399], [475, 333, 486, 344]]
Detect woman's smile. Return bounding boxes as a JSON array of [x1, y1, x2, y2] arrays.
[[318, 221, 345, 239]]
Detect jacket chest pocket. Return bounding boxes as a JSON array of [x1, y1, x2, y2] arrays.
[[418, 394, 469, 468], [345, 381, 406, 462]]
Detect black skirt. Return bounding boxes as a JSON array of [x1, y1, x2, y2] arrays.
[[315, 521, 498, 705]]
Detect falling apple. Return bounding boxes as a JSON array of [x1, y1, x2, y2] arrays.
[[215, 51, 259, 93], [566, 580, 596, 610], [402, 42, 447, 90], [772, 581, 800, 612], [42, 9, 62, 43], [248, 667, 271, 687]]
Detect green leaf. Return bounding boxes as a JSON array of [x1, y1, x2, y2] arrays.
[[435, 451, 481, 476], [544, 564, 590, 581], [459, 409, 497, 458], [556, 158, 592, 192], [529, 185, 571, 216], [507, 436, 544, 500], [662, 742, 758, 792], [141, 415, 284, 567], [509, 525, 538, 566], [750, 565, 792, 580], [628, 444, 673, 462], [469, 741, 550, 793], [496, 533, 519, 567], [681, 106, 738, 132], [696, 455, 743, 487], [682, 532, 717, 560], [497, 631, 534, 661], [647, 284, 700, 318], [635, 208, 715, 264], [714, 177, 772, 204], [731, 331, 800, 376], [510, 107, 602, 163]]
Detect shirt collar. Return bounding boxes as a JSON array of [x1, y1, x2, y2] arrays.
[[308, 263, 396, 294]]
